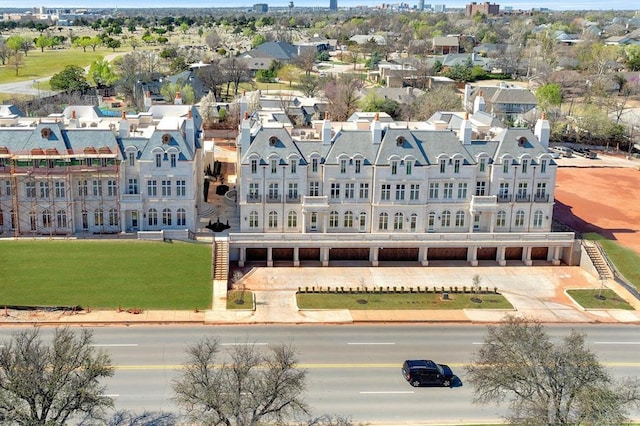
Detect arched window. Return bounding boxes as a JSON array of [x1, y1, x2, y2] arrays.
[[343, 210, 353, 228], [496, 210, 506, 227], [108, 208, 118, 226], [427, 211, 436, 231], [30, 210, 37, 231], [177, 208, 186, 226], [394, 212, 403, 230], [148, 208, 158, 226], [441, 210, 451, 227], [56, 210, 67, 228], [249, 211, 259, 228], [42, 209, 51, 227], [378, 212, 388, 230], [268, 211, 278, 229], [287, 211, 297, 228], [410, 213, 417, 231], [515, 210, 525, 227], [81, 209, 88, 230], [0, 209, 3, 229], [329, 211, 339, 228], [162, 208, 172, 226], [533, 210, 543, 228], [455, 211, 465, 227], [94, 208, 103, 226]]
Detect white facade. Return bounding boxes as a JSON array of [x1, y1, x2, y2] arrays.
[[0, 105, 203, 238], [232, 111, 573, 267]]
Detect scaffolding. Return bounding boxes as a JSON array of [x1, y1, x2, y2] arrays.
[[2, 147, 120, 238]]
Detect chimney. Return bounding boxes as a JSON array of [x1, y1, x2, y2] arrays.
[[118, 111, 129, 138], [239, 111, 252, 155], [68, 110, 79, 128], [460, 112, 472, 145], [240, 90, 247, 119], [322, 112, 332, 145], [371, 112, 382, 144], [473, 89, 485, 113], [534, 112, 550, 150], [185, 107, 195, 150], [144, 91, 152, 109], [174, 91, 183, 105]]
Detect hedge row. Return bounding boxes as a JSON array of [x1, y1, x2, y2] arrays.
[[297, 286, 499, 294]]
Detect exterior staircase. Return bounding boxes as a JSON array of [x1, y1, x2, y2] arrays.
[[584, 243, 613, 280], [213, 238, 229, 281]]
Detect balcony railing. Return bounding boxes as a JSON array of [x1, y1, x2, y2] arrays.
[[266, 195, 281, 203], [286, 194, 300, 203], [497, 194, 511, 203], [515, 194, 530, 203], [247, 194, 262, 203], [534, 194, 550, 203]]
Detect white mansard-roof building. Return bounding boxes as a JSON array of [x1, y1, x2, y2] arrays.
[[232, 109, 577, 267]]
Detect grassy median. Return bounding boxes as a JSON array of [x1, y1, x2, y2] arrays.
[[0, 240, 212, 310], [567, 289, 634, 310], [583, 233, 640, 292], [296, 292, 513, 310]]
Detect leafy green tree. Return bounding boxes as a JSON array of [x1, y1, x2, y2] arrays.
[[359, 91, 402, 120], [251, 34, 266, 48], [535, 83, 562, 112], [160, 81, 195, 104], [0, 327, 115, 425], [49, 65, 91, 92], [179, 22, 189, 34], [625, 44, 640, 71], [466, 317, 640, 425], [89, 60, 117, 87], [6, 35, 29, 55], [35, 34, 53, 52], [172, 339, 309, 425]]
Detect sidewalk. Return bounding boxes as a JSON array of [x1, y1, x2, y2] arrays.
[[3, 265, 639, 326]]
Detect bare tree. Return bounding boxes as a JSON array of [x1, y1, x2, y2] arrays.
[[8, 51, 23, 76], [222, 57, 250, 98], [323, 74, 363, 121], [299, 74, 322, 98], [205, 30, 222, 51], [196, 60, 226, 101], [295, 48, 317, 77], [408, 85, 462, 121], [172, 338, 309, 426], [466, 316, 640, 425], [107, 410, 179, 426], [0, 327, 115, 425]]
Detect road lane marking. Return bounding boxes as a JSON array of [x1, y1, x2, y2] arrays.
[[111, 361, 640, 371], [101, 394, 120, 397], [360, 391, 414, 394], [221, 342, 268, 346], [90, 344, 139, 347], [594, 342, 640, 345], [347, 342, 395, 345]]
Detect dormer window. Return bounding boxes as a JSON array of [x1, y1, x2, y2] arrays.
[[517, 136, 527, 147], [396, 136, 406, 146], [269, 136, 278, 146], [162, 134, 171, 144], [41, 128, 51, 139]]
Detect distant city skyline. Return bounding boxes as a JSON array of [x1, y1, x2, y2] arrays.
[[0, 0, 636, 10]]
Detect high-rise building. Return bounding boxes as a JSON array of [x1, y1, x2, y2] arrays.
[[253, 3, 268, 12], [330, 0, 338, 10], [418, 0, 424, 10]]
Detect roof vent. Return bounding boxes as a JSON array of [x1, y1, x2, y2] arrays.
[[162, 133, 171, 144], [396, 136, 406, 146], [269, 136, 278, 146], [41, 127, 51, 139]]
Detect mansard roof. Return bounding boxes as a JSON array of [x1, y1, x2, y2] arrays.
[[242, 125, 306, 165], [325, 130, 379, 165]]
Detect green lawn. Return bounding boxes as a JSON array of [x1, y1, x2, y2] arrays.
[[0, 240, 212, 310], [226, 290, 254, 309], [583, 233, 640, 292], [0, 48, 109, 85], [296, 292, 513, 310], [567, 289, 634, 310]]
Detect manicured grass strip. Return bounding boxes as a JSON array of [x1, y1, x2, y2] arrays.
[[226, 290, 254, 309], [567, 289, 634, 310], [583, 233, 640, 292], [0, 240, 212, 310], [296, 292, 513, 310]]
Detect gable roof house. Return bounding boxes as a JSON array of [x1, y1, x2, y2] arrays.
[[464, 82, 538, 124], [432, 36, 459, 54]]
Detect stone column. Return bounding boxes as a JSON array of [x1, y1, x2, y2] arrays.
[[497, 246, 506, 266], [267, 247, 273, 267], [238, 247, 246, 267], [419, 247, 429, 266], [293, 247, 300, 267], [468, 246, 478, 266], [523, 246, 533, 266], [320, 247, 329, 266], [551, 246, 561, 266], [369, 247, 379, 267]]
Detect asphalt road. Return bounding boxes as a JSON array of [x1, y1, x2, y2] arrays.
[[2, 324, 639, 424]]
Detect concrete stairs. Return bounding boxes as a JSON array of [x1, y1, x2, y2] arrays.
[[584, 243, 613, 279], [213, 238, 229, 281]]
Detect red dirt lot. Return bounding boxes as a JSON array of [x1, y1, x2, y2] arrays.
[[554, 167, 640, 254]]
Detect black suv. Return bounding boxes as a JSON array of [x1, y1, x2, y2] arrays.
[[402, 360, 454, 387]]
